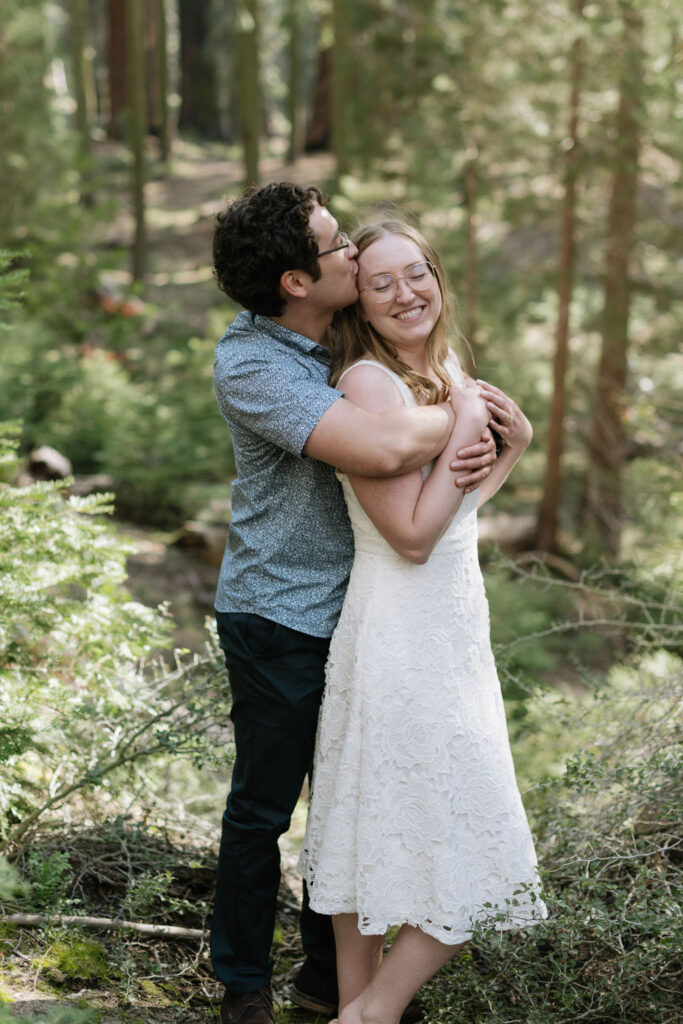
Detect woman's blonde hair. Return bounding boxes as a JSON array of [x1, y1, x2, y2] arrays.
[[329, 219, 471, 404]]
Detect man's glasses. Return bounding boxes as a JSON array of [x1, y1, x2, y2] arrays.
[[358, 261, 436, 303], [304, 231, 351, 263]]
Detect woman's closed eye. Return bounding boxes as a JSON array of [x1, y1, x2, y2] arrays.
[[370, 276, 393, 292]]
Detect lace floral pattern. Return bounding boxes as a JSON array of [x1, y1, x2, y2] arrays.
[[298, 360, 547, 944]]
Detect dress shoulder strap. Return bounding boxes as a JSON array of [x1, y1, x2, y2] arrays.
[[336, 360, 415, 406], [445, 351, 466, 387]]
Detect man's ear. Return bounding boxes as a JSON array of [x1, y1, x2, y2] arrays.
[[280, 268, 309, 301]]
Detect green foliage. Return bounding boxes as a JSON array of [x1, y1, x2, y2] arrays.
[[0, 423, 230, 847], [0, 1011, 91, 1024], [96, 336, 234, 524], [486, 564, 578, 686], [40, 938, 109, 986], [0, 251, 28, 322], [0, 320, 232, 524], [26, 850, 72, 910], [0, 855, 21, 899], [0, 0, 68, 246], [120, 869, 173, 919], [424, 650, 682, 1024]]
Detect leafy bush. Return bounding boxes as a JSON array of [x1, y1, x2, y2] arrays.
[[0, 424, 231, 848], [25, 850, 72, 910], [0, 323, 233, 525], [98, 336, 234, 524], [424, 649, 682, 1024]]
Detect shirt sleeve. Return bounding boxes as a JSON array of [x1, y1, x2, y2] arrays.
[[215, 348, 343, 457]]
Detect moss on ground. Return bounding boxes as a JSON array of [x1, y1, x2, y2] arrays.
[[39, 938, 109, 987]]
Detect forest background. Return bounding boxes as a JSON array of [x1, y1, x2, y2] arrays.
[[0, 1, 681, 1022]]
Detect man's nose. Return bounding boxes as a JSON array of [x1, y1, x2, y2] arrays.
[[347, 239, 359, 259]]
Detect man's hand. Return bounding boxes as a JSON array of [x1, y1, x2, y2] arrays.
[[449, 427, 497, 493]]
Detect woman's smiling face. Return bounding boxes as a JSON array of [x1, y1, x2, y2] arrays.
[[357, 234, 442, 356]]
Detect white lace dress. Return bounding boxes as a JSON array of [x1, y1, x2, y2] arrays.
[[299, 359, 547, 944]]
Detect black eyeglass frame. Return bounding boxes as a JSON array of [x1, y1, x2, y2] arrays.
[[303, 231, 351, 263]]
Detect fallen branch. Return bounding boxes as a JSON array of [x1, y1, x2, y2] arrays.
[[2, 912, 207, 940]]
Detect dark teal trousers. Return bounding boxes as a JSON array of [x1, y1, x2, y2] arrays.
[[210, 611, 336, 994]]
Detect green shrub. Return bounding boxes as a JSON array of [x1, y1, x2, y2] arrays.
[[0, 326, 233, 525], [0, 424, 231, 848], [424, 650, 682, 1024], [98, 336, 234, 524], [26, 850, 72, 910]]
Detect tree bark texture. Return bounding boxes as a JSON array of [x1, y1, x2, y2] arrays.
[[286, 0, 303, 164], [236, 0, 261, 186], [156, 0, 171, 159], [305, 40, 331, 152], [463, 148, 479, 352], [582, 1, 644, 558], [535, 0, 585, 553], [3, 913, 206, 940], [125, 0, 147, 283], [177, 0, 219, 136], [107, 0, 127, 137], [69, 0, 94, 203], [331, 0, 351, 180], [70, 0, 89, 155]]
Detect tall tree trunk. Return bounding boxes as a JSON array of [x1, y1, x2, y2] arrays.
[[463, 146, 479, 352], [144, 0, 161, 135], [286, 0, 303, 164], [535, 0, 585, 553], [177, 0, 219, 137], [236, 0, 260, 186], [582, 1, 643, 558], [69, 0, 93, 204], [125, 0, 147, 284], [156, 0, 171, 159], [107, 0, 127, 138], [331, 0, 351, 180], [305, 39, 331, 151]]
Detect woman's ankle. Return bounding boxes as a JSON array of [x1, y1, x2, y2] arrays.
[[338, 994, 398, 1024]]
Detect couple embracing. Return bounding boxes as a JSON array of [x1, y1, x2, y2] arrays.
[[209, 183, 546, 1024]]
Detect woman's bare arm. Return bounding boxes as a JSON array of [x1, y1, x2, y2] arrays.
[[342, 364, 490, 563]]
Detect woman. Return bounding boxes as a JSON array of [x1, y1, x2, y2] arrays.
[[298, 220, 546, 1024]]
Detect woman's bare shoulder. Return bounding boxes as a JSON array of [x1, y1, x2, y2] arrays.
[[337, 361, 406, 414]]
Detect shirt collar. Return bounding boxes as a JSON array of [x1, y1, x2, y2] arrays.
[[254, 314, 331, 363]]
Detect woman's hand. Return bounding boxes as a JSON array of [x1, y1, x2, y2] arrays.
[[450, 381, 490, 434], [477, 380, 532, 451]]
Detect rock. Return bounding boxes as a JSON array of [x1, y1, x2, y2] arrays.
[[69, 474, 117, 497], [477, 512, 536, 550], [28, 446, 72, 480], [176, 520, 228, 567]]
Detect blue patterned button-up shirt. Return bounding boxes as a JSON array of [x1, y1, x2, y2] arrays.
[[213, 312, 354, 638]]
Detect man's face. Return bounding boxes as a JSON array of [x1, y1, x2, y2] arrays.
[[306, 203, 359, 311]]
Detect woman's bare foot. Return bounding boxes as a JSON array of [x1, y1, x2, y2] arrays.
[[338, 996, 388, 1024]]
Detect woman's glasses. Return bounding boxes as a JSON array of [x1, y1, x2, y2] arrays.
[[358, 261, 436, 303]]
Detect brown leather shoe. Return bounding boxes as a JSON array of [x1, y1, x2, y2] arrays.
[[220, 986, 274, 1024]]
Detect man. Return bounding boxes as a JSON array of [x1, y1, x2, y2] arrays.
[[210, 182, 495, 1024]]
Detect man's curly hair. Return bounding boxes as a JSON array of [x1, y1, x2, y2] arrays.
[[213, 182, 325, 317]]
